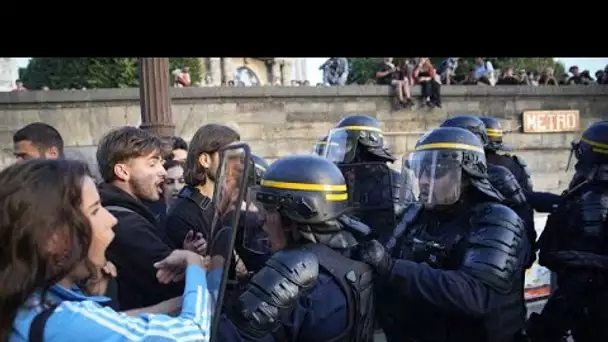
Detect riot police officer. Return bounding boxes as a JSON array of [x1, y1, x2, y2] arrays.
[[480, 116, 534, 192], [358, 127, 530, 342], [440, 115, 537, 262], [323, 114, 404, 243], [219, 154, 376, 342], [527, 120, 608, 342]]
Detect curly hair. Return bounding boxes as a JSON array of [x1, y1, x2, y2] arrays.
[[0, 159, 94, 341]]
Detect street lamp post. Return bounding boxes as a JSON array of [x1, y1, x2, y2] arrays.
[[138, 58, 175, 137]]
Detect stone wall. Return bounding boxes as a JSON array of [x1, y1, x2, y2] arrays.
[[1, 85, 607, 192]]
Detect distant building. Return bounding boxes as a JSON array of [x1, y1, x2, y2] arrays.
[[0, 58, 18, 92], [198, 58, 299, 86]]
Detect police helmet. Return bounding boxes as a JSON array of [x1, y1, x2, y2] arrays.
[[479, 116, 513, 152], [402, 127, 503, 207], [440, 115, 490, 148], [312, 135, 329, 156], [249, 153, 269, 186], [325, 114, 396, 163], [572, 120, 608, 167], [256, 154, 348, 227]]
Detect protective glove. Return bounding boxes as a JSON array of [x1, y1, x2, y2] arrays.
[[356, 239, 395, 277]]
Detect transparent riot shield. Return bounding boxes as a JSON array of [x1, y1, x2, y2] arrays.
[[338, 162, 396, 244], [209, 142, 252, 342], [241, 186, 273, 255]]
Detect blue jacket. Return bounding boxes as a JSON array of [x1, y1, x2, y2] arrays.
[[11, 265, 222, 342]]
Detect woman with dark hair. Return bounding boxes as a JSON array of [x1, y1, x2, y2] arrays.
[[1, 159, 216, 341]]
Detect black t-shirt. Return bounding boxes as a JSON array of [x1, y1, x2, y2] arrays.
[[163, 186, 214, 248], [376, 62, 395, 85]]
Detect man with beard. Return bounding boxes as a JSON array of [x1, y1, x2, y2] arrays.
[[12, 122, 64, 161], [163, 124, 241, 251], [357, 127, 530, 342], [96, 126, 186, 310]]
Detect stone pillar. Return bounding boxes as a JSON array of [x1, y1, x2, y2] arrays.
[[282, 59, 294, 85], [300, 59, 308, 82], [138, 58, 174, 137], [209, 57, 222, 85], [271, 61, 282, 85], [222, 57, 233, 83]]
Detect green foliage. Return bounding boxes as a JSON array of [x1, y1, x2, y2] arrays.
[[347, 58, 383, 84], [19, 58, 203, 90]]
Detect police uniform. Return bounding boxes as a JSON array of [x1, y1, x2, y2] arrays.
[[358, 127, 530, 342], [221, 155, 376, 342], [323, 114, 404, 243], [527, 121, 608, 342], [441, 115, 537, 261], [480, 116, 534, 192]]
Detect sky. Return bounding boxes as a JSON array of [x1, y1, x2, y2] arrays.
[[14, 57, 608, 84]]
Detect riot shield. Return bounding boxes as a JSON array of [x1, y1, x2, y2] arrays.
[[209, 142, 252, 342], [338, 162, 396, 244]]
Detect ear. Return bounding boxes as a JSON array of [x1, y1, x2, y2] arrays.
[[113, 163, 131, 182], [198, 152, 212, 168], [46, 146, 60, 159]]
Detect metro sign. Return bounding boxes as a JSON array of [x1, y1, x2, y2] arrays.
[[522, 110, 580, 133]]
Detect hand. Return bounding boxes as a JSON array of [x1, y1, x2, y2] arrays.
[[356, 240, 394, 276], [218, 178, 240, 216], [154, 250, 205, 284], [182, 230, 208, 254], [83, 261, 118, 296]]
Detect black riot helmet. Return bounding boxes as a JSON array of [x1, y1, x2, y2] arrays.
[[479, 116, 513, 152], [324, 114, 396, 163], [312, 135, 329, 156], [249, 153, 269, 186], [401, 127, 503, 209], [570, 120, 608, 180], [440, 115, 490, 148], [256, 154, 348, 228]]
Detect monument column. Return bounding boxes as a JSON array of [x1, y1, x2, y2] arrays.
[[282, 59, 294, 85], [222, 58, 233, 83], [271, 61, 282, 85], [139, 58, 174, 137], [209, 57, 222, 85]]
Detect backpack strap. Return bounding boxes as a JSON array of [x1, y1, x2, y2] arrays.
[[303, 243, 375, 342], [29, 305, 58, 342]]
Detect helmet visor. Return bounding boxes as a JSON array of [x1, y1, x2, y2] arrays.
[[403, 150, 462, 206], [242, 187, 281, 255], [324, 128, 359, 163]]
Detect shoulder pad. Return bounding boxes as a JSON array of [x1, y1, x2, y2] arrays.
[[512, 155, 527, 167], [487, 165, 526, 206], [462, 203, 527, 293], [265, 249, 319, 288], [579, 190, 608, 237], [512, 155, 534, 191]]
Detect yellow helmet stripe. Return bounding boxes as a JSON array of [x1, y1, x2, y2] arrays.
[[582, 137, 608, 150], [261, 179, 347, 192], [415, 143, 484, 153], [334, 125, 382, 132], [325, 192, 348, 201], [486, 128, 503, 138]]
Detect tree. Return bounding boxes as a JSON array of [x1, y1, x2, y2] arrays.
[[19, 58, 203, 90], [347, 58, 383, 85]]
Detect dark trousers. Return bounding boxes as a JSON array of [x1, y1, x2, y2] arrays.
[[419, 80, 441, 105]]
